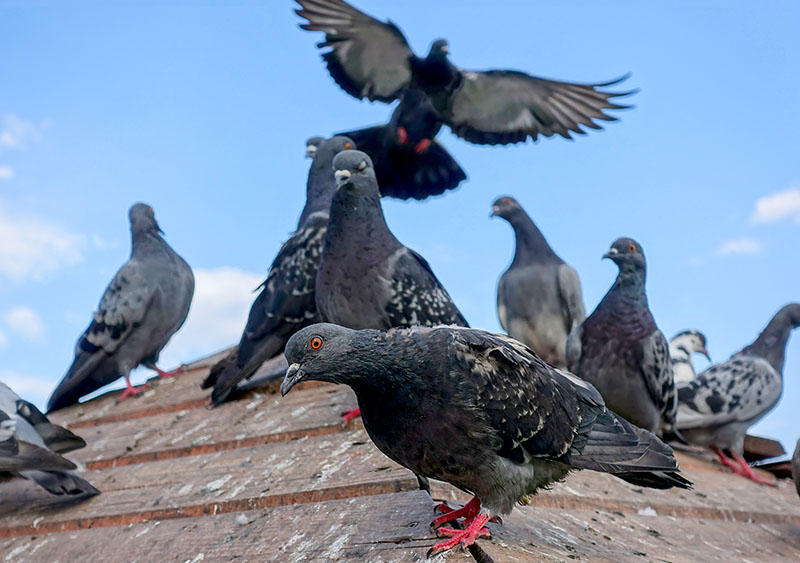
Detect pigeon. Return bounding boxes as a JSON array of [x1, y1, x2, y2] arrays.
[[296, 0, 632, 146], [669, 330, 711, 385], [566, 238, 677, 436], [1, 383, 99, 496], [676, 303, 800, 485], [340, 89, 466, 200], [305, 136, 326, 159], [47, 204, 195, 412], [492, 196, 585, 368], [793, 439, 800, 499], [202, 136, 355, 405], [281, 323, 691, 556]]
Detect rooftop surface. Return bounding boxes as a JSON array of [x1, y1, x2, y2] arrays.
[[1, 353, 799, 562]]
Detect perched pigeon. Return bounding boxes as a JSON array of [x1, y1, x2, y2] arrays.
[[669, 330, 710, 385], [296, 0, 632, 146], [492, 196, 585, 368], [340, 89, 466, 200], [793, 439, 800, 499], [202, 136, 355, 405], [566, 238, 676, 435], [676, 304, 800, 485], [1, 383, 98, 496], [281, 323, 691, 556], [305, 136, 326, 159], [47, 204, 194, 412]]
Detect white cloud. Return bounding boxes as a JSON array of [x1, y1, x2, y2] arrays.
[[4, 306, 44, 340], [0, 370, 52, 407], [158, 266, 264, 368], [0, 200, 87, 282], [716, 238, 764, 256], [751, 187, 800, 224], [0, 165, 13, 181], [0, 330, 6, 350], [0, 115, 43, 150]]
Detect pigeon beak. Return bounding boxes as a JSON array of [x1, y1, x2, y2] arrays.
[[334, 169, 351, 186], [281, 363, 305, 396], [602, 248, 619, 261], [305, 145, 317, 159], [700, 347, 711, 361], [490, 206, 500, 217]]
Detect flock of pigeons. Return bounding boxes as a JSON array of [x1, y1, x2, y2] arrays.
[[3, 0, 799, 557]]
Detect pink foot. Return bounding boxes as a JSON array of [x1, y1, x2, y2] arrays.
[[119, 382, 150, 401], [731, 450, 776, 487], [711, 446, 742, 474], [341, 408, 361, 425], [414, 138, 431, 154], [153, 365, 184, 379], [397, 126, 409, 145], [428, 513, 491, 557], [432, 496, 481, 529]]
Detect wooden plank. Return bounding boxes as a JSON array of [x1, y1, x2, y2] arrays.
[[744, 434, 786, 462]]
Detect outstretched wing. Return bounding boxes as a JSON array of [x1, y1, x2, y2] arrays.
[[445, 70, 632, 145], [296, 0, 413, 102]]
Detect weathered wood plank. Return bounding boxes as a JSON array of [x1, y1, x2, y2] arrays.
[[744, 434, 786, 462]]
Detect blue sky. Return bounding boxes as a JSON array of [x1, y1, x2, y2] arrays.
[[0, 1, 798, 453]]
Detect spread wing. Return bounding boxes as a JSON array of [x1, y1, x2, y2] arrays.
[[638, 330, 677, 426], [445, 70, 632, 145], [296, 0, 413, 102], [556, 264, 585, 333]]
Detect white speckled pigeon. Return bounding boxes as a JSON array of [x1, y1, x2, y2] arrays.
[[792, 439, 800, 499], [1, 383, 98, 496], [676, 303, 800, 485], [296, 0, 633, 146], [281, 323, 691, 556], [669, 330, 710, 385], [492, 196, 585, 368], [566, 238, 676, 436], [202, 136, 355, 405], [47, 204, 194, 412]]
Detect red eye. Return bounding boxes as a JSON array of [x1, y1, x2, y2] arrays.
[[628, 244, 636, 252], [310, 337, 323, 350], [344, 142, 352, 150]]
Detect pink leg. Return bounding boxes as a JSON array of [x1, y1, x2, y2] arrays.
[[118, 374, 150, 401], [341, 408, 361, 425], [730, 450, 776, 486], [153, 365, 184, 379], [414, 138, 431, 154], [397, 126, 409, 145], [432, 496, 481, 528], [428, 513, 491, 557], [711, 446, 743, 474]]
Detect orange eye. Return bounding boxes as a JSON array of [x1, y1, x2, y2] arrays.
[[344, 142, 352, 150], [310, 337, 323, 350], [628, 244, 636, 252]]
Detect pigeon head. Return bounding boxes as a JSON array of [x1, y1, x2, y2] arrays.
[[490, 195, 522, 220], [316, 136, 355, 165], [305, 136, 326, 159], [603, 237, 646, 280], [428, 39, 450, 58], [281, 323, 361, 396], [671, 329, 710, 360], [129, 203, 163, 237], [332, 150, 375, 189]]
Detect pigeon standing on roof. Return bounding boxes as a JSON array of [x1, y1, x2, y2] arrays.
[[296, 0, 633, 146], [340, 89, 466, 199], [1, 383, 98, 496], [47, 204, 194, 412], [281, 323, 691, 556], [566, 238, 676, 436], [792, 439, 800, 498], [202, 136, 355, 405], [491, 196, 585, 368], [676, 304, 800, 485], [670, 330, 711, 385]]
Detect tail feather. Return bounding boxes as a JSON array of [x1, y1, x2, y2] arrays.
[[0, 441, 77, 473], [206, 339, 283, 406], [23, 469, 100, 496]]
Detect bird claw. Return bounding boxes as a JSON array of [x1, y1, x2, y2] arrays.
[[341, 408, 361, 426], [397, 126, 409, 145], [427, 514, 491, 557], [118, 382, 150, 401], [431, 497, 480, 529], [154, 366, 184, 379]]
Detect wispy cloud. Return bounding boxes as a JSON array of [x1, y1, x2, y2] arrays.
[[716, 237, 764, 256], [4, 306, 45, 340], [751, 187, 800, 224], [0, 199, 87, 282], [0, 370, 52, 406], [0, 165, 13, 181], [0, 114, 44, 150]]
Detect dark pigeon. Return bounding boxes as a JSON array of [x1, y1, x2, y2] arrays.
[[566, 238, 676, 436], [305, 136, 326, 159], [47, 204, 195, 412], [492, 196, 585, 368], [340, 89, 466, 200], [1, 383, 98, 496], [669, 329, 711, 385], [296, 0, 632, 146], [281, 323, 691, 556], [202, 136, 355, 405], [676, 303, 800, 485]]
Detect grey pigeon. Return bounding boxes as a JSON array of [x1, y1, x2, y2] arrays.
[[316, 149, 468, 331], [1, 383, 98, 496], [305, 136, 326, 159], [492, 196, 585, 368], [47, 204, 194, 411], [676, 303, 800, 485], [793, 439, 800, 499], [281, 323, 691, 556], [296, 0, 633, 146], [202, 136, 355, 405], [566, 238, 676, 435], [669, 330, 710, 385]]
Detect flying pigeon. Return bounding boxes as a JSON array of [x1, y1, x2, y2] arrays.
[[47, 203, 195, 412], [296, 0, 632, 146], [492, 196, 585, 368], [669, 330, 711, 385], [793, 439, 800, 499], [202, 136, 355, 405], [676, 303, 800, 485], [1, 383, 98, 496], [340, 89, 466, 200], [566, 238, 677, 436], [281, 323, 691, 556]]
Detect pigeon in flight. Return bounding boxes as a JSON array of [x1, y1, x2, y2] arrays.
[[47, 204, 194, 411], [281, 323, 691, 556], [566, 238, 676, 436], [669, 330, 710, 385], [676, 304, 800, 485], [296, 0, 633, 146], [492, 195, 585, 368]]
